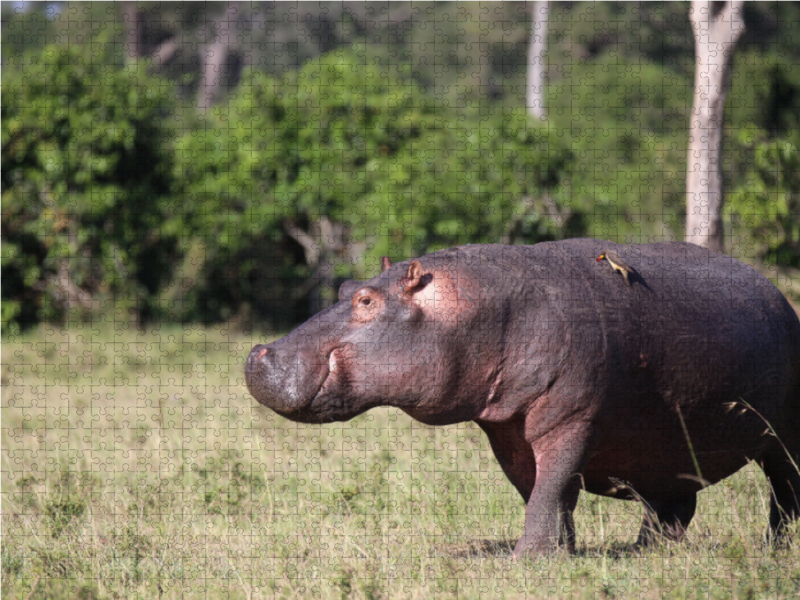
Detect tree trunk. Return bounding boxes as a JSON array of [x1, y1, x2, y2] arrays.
[[526, 1, 549, 121], [121, 2, 144, 64], [685, 0, 745, 251], [119, 3, 180, 69], [198, 2, 243, 113]]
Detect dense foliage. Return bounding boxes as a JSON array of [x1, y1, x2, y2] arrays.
[[2, 42, 180, 331], [726, 52, 800, 266], [3, 2, 800, 332], [2, 43, 575, 331]]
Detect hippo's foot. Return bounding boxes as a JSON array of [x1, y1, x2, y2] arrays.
[[512, 513, 576, 558], [512, 479, 580, 557], [513, 472, 581, 557], [512, 427, 594, 557], [636, 495, 697, 547]]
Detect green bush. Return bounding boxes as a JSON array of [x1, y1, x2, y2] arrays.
[[3, 44, 579, 330], [45, 498, 86, 538], [2, 42, 180, 332], [727, 128, 800, 265], [175, 47, 578, 323], [547, 50, 690, 242], [726, 52, 800, 268]]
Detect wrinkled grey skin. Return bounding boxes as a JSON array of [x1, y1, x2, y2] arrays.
[[246, 239, 800, 555]]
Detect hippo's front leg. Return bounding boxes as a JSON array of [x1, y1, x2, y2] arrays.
[[476, 419, 537, 502], [514, 425, 596, 556]]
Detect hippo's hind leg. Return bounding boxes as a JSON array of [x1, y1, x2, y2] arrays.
[[761, 450, 800, 543], [636, 495, 697, 547]]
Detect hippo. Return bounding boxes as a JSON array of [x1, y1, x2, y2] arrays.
[[245, 239, 800, 555]]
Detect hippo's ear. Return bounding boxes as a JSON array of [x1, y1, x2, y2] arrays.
[[381, 256, 392, 272], [403, 260, 425, 293]]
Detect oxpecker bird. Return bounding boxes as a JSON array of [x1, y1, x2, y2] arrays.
[[597, 250, 633, 288]]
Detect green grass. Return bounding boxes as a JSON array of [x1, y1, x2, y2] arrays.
[[2, 324, 799, 599]]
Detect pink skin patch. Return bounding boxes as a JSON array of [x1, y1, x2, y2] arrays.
[[412, 269, 477, 323], [257, 348, 268, 360]]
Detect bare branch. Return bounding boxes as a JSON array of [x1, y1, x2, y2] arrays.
[[283, 220, 320, 267], [151, 37, 180, 68]]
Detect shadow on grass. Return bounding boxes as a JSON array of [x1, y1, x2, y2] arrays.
[[438, 539, 647, 559], [573, 542, 642, 559], [437, 538, 515, 558]]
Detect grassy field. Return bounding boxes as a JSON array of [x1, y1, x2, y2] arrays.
[[2, 325, 799, 600]]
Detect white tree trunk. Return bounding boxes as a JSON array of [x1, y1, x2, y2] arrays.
[[526, 1, 549, 121], [685, 0, 745, 251]]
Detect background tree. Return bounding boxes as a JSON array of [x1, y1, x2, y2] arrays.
[[4, 2, 800, 332], [527, 1, 549, 121], [174, 51, 576, 322], [197, 1, 245, 113], [685, 0, 745, 251]]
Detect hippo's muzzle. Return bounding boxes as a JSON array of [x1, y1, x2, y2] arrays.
[[245, 341, 330, 414]]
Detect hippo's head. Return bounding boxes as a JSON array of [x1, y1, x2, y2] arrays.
[[245, 252, 501, 425]]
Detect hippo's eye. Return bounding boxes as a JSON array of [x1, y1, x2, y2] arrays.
[[351, 287, 383, 321]]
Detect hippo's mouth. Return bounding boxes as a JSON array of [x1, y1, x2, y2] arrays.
[[267, 347, 346, 424], [311, 347, 342, 401], [246, 339, 356, 423]]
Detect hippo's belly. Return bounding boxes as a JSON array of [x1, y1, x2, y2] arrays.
[[580, 421, 765, 500]]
